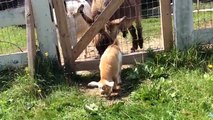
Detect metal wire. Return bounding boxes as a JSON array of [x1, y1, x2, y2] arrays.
[[194, 0, 213, 30], [75, 0, 163, 61]]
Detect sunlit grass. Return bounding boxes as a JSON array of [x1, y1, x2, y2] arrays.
[[0, 45, 213, 119], [0, 26, 26, 54], [193, 2, 213, 10], [193, 11, 213, 29]]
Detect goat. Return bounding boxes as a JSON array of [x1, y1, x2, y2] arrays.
[[80, 0, 143, 56], [53, 0, 92, 58], [65, 0, 92, 41]]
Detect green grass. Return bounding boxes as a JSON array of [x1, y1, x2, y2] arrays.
[[193, 11, 213, 29], [0, 45, 213, 120], [142, 17, 161, 41], [0, 5, 213, 119], [0, 26, 26, 54], [193, 2, 213, 10]]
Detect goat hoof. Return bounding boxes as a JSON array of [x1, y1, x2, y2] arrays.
[[132, 41, 138, 50], [138, 39, 143, 49], [131, 48, 136, 53], [113, 85, 121, 92]]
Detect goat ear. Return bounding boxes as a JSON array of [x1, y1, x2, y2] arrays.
[[88, 81, 99, 87], [109, 16, 126, 25], [105, 81, 114, 88]]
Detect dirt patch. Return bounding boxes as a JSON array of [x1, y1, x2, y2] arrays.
[[76, 33, 163, 60], [61, 34, 161, 101], [74, 65, 140, 103]]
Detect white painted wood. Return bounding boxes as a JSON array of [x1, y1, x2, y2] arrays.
[[0, 52, 27, 71], [31, 0, 58, 60], [174, 0, 194, 50], [0, 7, 25, 28], [194, 28, 213, 44]]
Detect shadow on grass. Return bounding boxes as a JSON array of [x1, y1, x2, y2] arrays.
[[71, 67, 143, 100], [0, 68, 24, 92]]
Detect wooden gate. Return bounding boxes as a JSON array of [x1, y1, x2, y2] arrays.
[[0, 0, 174, 76], [53, 0, 173, 71]]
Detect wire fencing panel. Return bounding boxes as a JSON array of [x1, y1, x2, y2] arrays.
[[74, 0, 164, 61], [140, 0, 162, 50], [0, 0, 26, 55], [193, 0, 213, 30]]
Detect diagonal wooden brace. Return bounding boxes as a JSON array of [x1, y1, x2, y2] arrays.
[[72, 0, 124, 60]]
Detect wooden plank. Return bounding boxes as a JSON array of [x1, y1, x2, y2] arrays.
[[159, 0, 173, 51], [52, 0, 74, 72], [31, 0, 58, 60], [75, 50, 163, 71], [0, 52, 28, 71], [52, 0, 73, 72], [0, 7, 25, 28], [25, 0, 36, 77], [72, 0, 124, 60], [194, 28, 213, 44], [174, 0, 194, 50]]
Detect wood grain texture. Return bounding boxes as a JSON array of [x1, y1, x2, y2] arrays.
[[72, 0, 124, 60], [52, 0, 74, 72], [25, 0, 36, 77], [160, 0, 173, 51]]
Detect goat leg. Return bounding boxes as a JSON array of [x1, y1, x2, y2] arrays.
[[128, 25, 138, 51], [136, 20, 143, 49]]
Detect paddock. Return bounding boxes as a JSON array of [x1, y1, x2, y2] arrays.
[[0, 0, 212, 77]]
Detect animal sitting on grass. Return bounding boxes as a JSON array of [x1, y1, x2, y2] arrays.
[[88, 40, 122, 96]]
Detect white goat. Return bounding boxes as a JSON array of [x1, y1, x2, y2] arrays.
[[66, 0, 92, 42], [53, 0, 92, 58]]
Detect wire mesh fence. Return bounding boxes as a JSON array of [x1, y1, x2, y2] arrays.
[[0, 0, 26, 55], [75, 0, 164, 60], [193, 0, 213, 29]]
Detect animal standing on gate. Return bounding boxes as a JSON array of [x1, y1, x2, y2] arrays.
[[65, 0, 92, 39], [88, 39, 122, 96], [53, 0, 92, 58], [80, 0, 143, 56]]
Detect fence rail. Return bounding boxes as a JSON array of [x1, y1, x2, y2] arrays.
[[174, 0, 213, 50]]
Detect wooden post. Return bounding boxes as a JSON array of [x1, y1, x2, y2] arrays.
[[174, 0, 194, 50], [31, 0, 59, 60], [25, 0, 36, 77], [159, 0, 173, 51], [197, 0, 200, 10], [52, 0, 74, 72], [72, 0, 124, 60]]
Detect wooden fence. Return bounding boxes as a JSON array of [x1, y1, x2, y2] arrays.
[[0, 0, 59, 76], [174, 0, 213, 50], [0, 0, 173, 76], [56, 0, 173, 71]]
